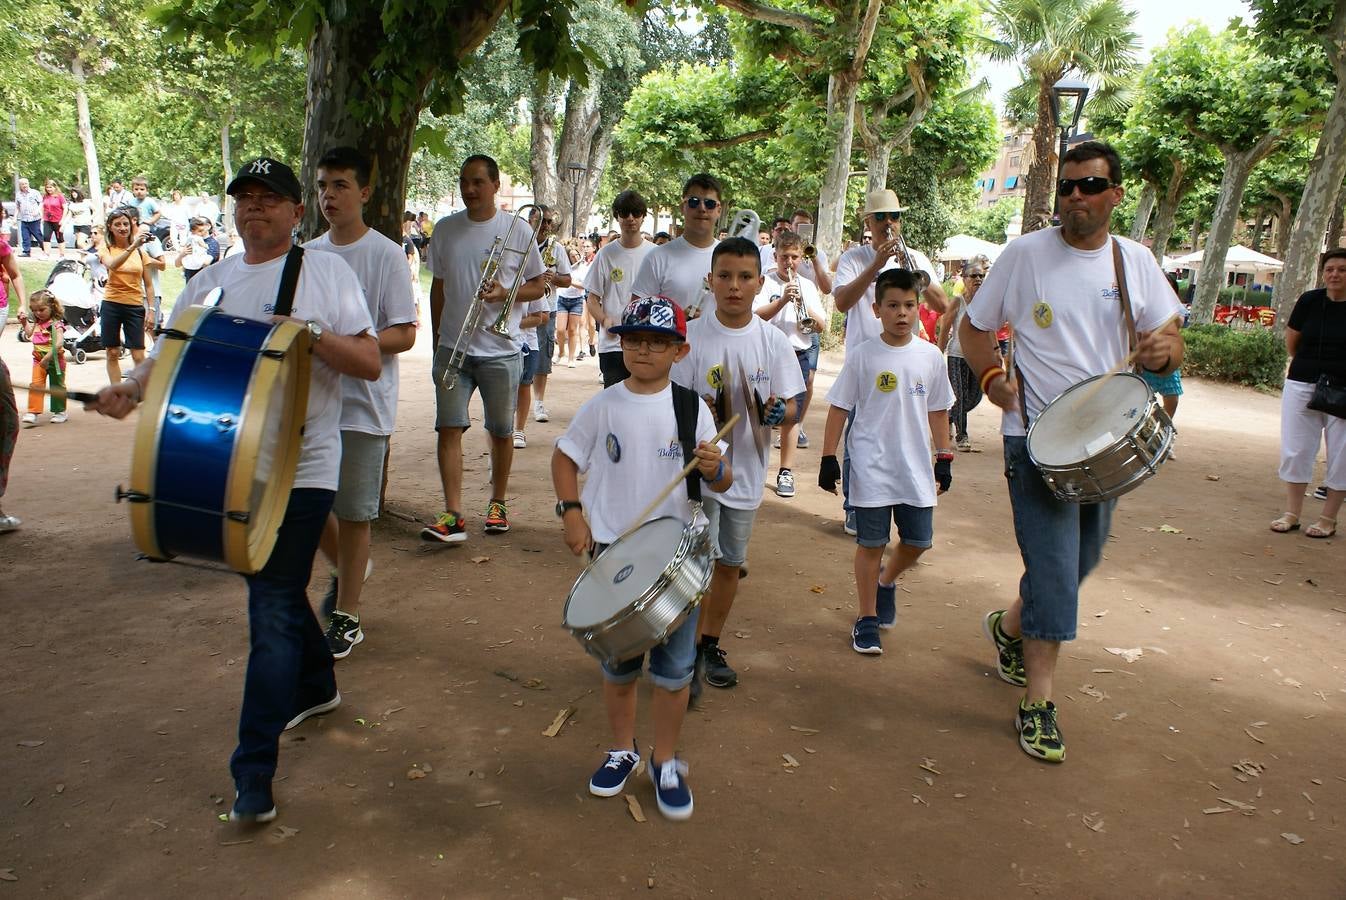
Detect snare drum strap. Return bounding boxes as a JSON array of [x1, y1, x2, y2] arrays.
[[273, 245, 305, 318], [671, 383, 703, 504], [1111, 238, 1138, 367]]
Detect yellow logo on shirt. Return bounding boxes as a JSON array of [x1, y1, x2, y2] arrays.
[[612, 267, 624, 282], [706, 364, 724, 390], [876, 371, 898, 393], [1033, 301, 1053, 329]]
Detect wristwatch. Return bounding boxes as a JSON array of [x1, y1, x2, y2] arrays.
[[305, 320, 324, 343], [555, 500, 583, 518]]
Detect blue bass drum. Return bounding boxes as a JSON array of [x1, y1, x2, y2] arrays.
[[120, 305, 310, 573]]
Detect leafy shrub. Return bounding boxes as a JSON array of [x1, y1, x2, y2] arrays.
[[1181, 324, 1287, 388]]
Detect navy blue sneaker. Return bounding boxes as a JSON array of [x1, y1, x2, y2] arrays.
[[588, 745, 640, 797], [284, 690, 341, 731], [852, 616, 882, 655], [649, 757, 693, 820], [844, 510, 857, 536], [876, 583, 897, 629], [229, 774, 277, 823]]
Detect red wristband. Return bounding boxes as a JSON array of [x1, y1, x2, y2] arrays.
[[979, 366, 1005, 394]]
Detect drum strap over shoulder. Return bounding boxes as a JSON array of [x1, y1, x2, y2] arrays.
[[1111, 238, 1138, 368], [273, 245, 305, 318], [671, 383, 703, 505]]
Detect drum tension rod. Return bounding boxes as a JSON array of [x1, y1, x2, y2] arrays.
[[158, 330, 289, 357], [115, 486, 151, 504]]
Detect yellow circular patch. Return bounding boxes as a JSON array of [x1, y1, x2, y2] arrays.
[[612, 267, 624, 283], [1033, 301, 1053, 329], [876, 371, 898, 393], [706, 364, 724, 390]]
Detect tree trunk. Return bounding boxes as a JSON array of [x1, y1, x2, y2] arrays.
[[220, 113, 234, 229], [529, 80, 560, 216], [1130, 181, 1156, 243], [1326, 184, 1345, 249], [1190, 135, 1280, 324], [71, 56, 104, 221], [1022, 76, 1061, 234], [575, 125, 614, 238], [1269, 189, 1293, 258], [1151, 192, 1180, 264], [1250, 208, 1268, 253], [864, 139, 895, 195], [816, 71, 861, 265], [1272, 46, 1346, 331]]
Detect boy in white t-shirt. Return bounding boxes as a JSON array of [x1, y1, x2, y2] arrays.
[[820, 269, 955, 656], [753, 231, 828, 499], [587, 190, 654, 388], [553, 295, 731, 821], [671, 237, 805, 697], [511, 296, 552, 448]]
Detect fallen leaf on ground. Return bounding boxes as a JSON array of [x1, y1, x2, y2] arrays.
[[1104, 647, 1143, 663], [407, 768, 427, 780], [1281, 833, 1304, 845], [790, 725, 820, 735], [1205, 474, 1220, 481], [274, 825, 299, 840], [1244, 729, 1266, 744], [1203, 807, 1233, 815], [16, 740, 44, 749], [0, 869, 16, 882], [1082, 813, 1105, 833], [542, 707, 576, 738], [470, 556, 490, 564], [809, 585, 825, 594], [625, 795, 647, 823], [1218, 798, 1255, 812], [1159, 524, 1183, 534], [474, 800, 502, 808], [782, 753, 800, 768], [522, 678, 546, 690]]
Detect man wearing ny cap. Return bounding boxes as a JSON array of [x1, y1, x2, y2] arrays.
[[88, 155, 381, 825], [830, 190, 948, 536]]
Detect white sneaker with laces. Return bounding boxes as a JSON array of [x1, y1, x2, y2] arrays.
[[534, 402, 549, 423], [51, 412, 68, 424], [513, 430, 527, 449], [775, 469, 796, 498], [21, 413, 37, 426]]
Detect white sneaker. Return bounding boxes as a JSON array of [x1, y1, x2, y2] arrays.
[[567, 359, 576, 368], [513, 430, 527, 449], [534, 402, 549, 423], [772, 430, 781, 449], [21, 413, 37, 427], [51, 412, 68, 424]]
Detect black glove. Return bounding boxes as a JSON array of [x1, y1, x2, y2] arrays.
[[819, 454, 841, 493], [934, 453, 953, 493]]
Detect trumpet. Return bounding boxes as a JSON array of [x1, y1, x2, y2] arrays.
[[441, 203, 544, 390], [540, 235, 558, 306], [803, 245, 817, 261], [786, 267, 817, 335], [877, 220, 931, 292]]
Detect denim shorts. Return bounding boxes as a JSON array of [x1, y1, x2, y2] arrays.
[[431, 345, 522, 437], [534, 312, 555, 376], [332, 431, 388, 521], [1003, 435, 1115, 642], [519, 346, 538, 386], [703, 496, 756, 567], [100, 301, 146, 350], [557, 295, 585, 315], [854, 504, 933, 549], [599, 605, 699, 691]]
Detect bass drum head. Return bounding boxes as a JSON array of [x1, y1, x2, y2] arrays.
[[1028, 372, 1152, 468], [565, 517, 689, 630]]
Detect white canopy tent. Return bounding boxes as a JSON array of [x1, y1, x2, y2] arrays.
[[937, 234, 1004, 263], [1167, 244, 1284, 274]]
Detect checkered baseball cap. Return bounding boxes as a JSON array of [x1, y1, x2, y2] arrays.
[[608, 295, 687, 339]]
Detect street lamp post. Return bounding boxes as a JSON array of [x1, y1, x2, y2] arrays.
[[566, 164, 586, 237], [1049, 76, 1090, 224]]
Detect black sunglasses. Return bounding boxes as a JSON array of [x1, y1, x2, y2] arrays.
[[1058, 176, 1115, 197], [871, 211, 902, 222], [615, 209, 646, 218], [685, 196, 720, 210]]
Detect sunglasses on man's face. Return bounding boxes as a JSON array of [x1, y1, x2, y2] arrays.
[[616, 209, 646, 219], [871, 211, 901, 222], [684, 196, 719, 210], [1058, 176, 1115, 197]]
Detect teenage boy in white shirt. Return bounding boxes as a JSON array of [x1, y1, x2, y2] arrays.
[[587, 190, 654, 388], [671, 237, 805, 697], [753, 231, 827, 499], [819, 268, 954, 656], [553, 295, 731, 821], [631, 174, 722, 320], [511, 296, 552, 448], [306, 146, 419, 660]]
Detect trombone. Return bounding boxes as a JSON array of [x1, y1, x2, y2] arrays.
[[440, 203, 544, 390]]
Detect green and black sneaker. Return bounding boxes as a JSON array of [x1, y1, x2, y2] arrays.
[[1016, 698, 1065, 763], [982, 610, 1026, 686]]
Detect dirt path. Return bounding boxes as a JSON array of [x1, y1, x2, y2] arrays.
[[2, 325, 1343, 898]]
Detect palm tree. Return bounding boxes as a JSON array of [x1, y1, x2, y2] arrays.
[[987, 0, 1140, 234]]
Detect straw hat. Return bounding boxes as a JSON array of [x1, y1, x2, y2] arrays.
[[862, 189, 907, 216]]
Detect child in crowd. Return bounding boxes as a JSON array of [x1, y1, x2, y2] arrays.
[[22, 290, 67, 426], [175, 217, 216, 282], [552, 295, 731, 821], [671, 237, 804, 696], [819, 269, 955, 655], [512, 296, 552, 449]]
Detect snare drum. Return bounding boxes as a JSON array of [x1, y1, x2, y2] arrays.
[[563, 516, 713, 668], [119, 305, 310, 573], [1027, 372, 1174, 504]]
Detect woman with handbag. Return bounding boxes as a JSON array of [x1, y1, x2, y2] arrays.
[[1272, 248, 1346, 538]]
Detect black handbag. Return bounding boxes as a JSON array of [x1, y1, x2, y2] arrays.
[[1306, 294, 1346, 418]]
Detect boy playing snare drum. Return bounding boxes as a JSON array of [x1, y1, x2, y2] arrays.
[[552, 295, 732, 821]]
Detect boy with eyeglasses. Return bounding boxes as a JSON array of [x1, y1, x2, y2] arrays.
[[587, 190, 655, 388], [832, 191, 948, 536], [672, 238, 805, 697], [552, 295, 732, 820], [631, 174, 724, 320]]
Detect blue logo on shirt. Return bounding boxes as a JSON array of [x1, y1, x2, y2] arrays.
[[657, 439, 681, 459], [606, 433, 621, 463]]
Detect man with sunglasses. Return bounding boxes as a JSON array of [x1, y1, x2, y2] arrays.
[[587, 190, 655, 388], [832, 190, 948, 534], [958, 141, 1183, 764], [631, 174, 724, 319]]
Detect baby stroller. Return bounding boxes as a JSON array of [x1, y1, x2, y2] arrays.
[[46, 258, 111, 364]]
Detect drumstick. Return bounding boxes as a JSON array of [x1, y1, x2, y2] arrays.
[[13, 384, 100, 403], [618, 413, 741, 542], [1069, 313, 1181, 414]]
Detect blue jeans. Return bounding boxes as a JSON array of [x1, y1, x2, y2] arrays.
[[20, 220, 41, 255], [841, 408, 856, 515], [1003, 436, 1114, 642], [230, 488, 336, 780]]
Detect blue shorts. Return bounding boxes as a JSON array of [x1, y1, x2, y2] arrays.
[[431, 345, 522, 437], [854, 504, 933, 549], [557, 295, 585, 315], [519, 346, 538, 386], [1141, 368, 1183, 397], [534, 312, 555, 376], [703, 496, 756, 567], [599, 608, 699, 691], [1003, 435, 1114, 642]]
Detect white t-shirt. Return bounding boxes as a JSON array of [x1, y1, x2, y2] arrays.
[[588, 240, 655, 353], [966, 229, 1182, 437], [753, 270, 824, 351], [631, 235, 717, 319], [544, 239, 575, 309], [558, 259, 586, 301], [514, 298, 550, 350], [426, 208, 545, 357], [154, 251, 375, 490], [834, 244, 939, 350], [305, 229, 419, 435], [671, 313, 805, 509], [556, 382, 718, 544], [826, 337, 954, 508]]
